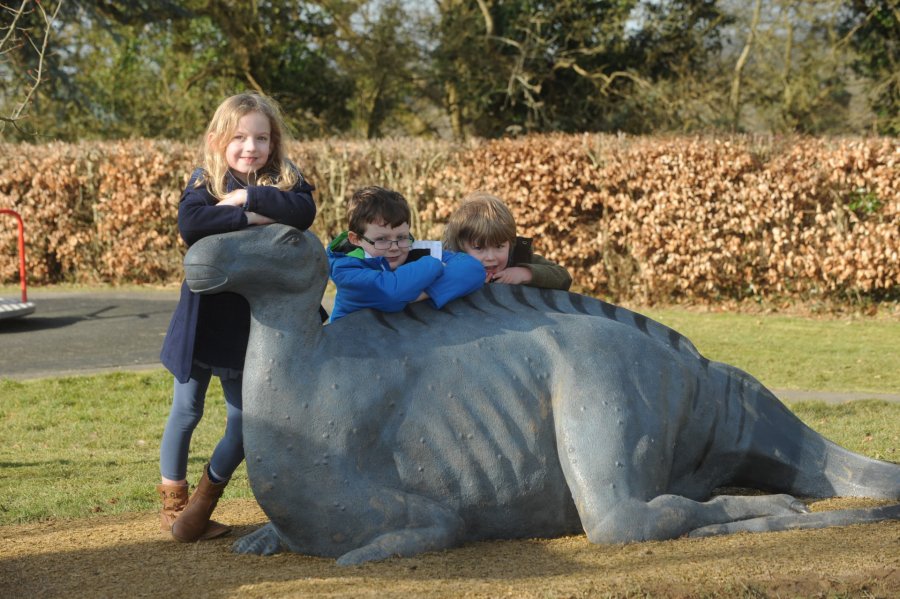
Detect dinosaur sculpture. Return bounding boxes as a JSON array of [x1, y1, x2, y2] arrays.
[[183, 224, 900, 566]]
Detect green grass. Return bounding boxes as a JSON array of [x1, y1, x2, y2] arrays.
[[789, 400, 899, 463], [640, 308, 900, 393], [0, 371, 253, 525], [1, 308, 898, 526]]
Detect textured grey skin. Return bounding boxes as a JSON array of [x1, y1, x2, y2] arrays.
[[183, 225, 900, 566]]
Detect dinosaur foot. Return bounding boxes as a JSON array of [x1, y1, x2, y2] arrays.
[[232, 522, 285, 555]]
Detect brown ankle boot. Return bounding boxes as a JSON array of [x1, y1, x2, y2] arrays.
[[171, 464, 231, 542], [157, 480, 229, 540], [156, 482, 189, 532]]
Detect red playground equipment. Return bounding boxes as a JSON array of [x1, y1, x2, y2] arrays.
[[1, 209, 36, 320]]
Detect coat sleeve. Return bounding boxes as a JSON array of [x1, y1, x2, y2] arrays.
[[178, 169, 317, 246], [177, 177, 247, 246], [243, 173, 317, 231], [424, 250, 485, 308], [521, 253, 573, 291], [329, 255, 444, 317]]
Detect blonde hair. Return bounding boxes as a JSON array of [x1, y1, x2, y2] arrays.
[[198, 92, 299, 200], [443, 191, 517, 251]]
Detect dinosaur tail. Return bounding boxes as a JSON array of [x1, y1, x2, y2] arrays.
[[719, 364, 900, 500]]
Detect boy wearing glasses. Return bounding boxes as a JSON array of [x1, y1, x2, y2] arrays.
[[327, 186, 485, 322]]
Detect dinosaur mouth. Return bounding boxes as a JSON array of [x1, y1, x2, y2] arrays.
[[185, 264, 228, 293]]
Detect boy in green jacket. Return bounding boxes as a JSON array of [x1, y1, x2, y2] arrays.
[[443, 191, 572, 291]]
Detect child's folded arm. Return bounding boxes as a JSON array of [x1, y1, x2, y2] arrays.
[[424, 251, 486, 309], [178, 189, 247, 246], [331, 256, 444, 312], [243, 178, 317, 231], [522, 254, 572, 291]]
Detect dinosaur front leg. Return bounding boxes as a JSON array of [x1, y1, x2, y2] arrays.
[[335, 493, 464, 566], [232, 522, 286, 555], [336, 523, 458, 566]]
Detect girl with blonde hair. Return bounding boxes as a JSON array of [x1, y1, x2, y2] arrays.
[[157, 92, 316, 542]]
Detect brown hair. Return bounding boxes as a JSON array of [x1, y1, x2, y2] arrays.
[[347, 186, 411, 234], [199, 92, 299, 200], [442, 191, 517, 251]]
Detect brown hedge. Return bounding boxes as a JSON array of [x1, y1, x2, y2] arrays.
[[1, 134, 897, 304]]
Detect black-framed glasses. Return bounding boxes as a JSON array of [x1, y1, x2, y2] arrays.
[[357, 234, 414, 250]]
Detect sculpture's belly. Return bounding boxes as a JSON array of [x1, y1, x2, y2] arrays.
[[391, 372, 581, 539]]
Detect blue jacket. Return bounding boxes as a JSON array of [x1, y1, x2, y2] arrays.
[[327, 231, 485, 322], [160, 167, 316, 383]]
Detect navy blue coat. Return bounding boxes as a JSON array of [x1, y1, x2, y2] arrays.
[[160, 168, 316, 383]]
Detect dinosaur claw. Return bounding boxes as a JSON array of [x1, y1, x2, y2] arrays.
[[232, 523, 284, 555]]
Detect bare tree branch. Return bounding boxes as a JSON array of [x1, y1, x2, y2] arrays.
[[730, 0, 762, 130], [0, 1, 29, 51], [1, 0, 63, 134], [475, 0, 493, 37]]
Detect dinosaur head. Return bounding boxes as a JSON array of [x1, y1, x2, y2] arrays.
[[184, 224, 328, 302]]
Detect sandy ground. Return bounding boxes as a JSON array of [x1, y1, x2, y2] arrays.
[[1, 497, 898, 598]]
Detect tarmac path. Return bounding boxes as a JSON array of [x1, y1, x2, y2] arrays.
[[0, 288, 179, 380], [1, 289, 898, 404]]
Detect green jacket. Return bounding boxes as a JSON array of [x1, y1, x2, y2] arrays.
[[509, 237, 572, 291]]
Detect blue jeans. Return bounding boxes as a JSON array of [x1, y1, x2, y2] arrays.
[[159, 364, 244, 481]]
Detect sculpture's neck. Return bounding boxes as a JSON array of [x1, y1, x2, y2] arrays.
[[242, 293, 323, 383]]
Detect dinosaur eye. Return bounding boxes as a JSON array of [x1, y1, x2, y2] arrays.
[[280, 233, 302, 246]]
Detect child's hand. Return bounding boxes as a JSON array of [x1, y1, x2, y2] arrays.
[[489, 266, 532, 285], [246, 212, 275, 225], [218, 189, 248, 207]]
